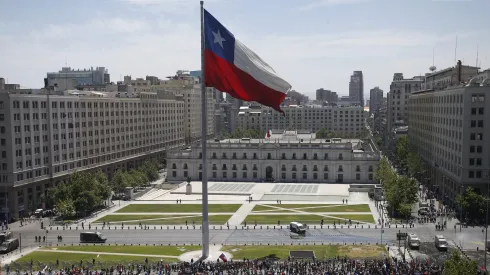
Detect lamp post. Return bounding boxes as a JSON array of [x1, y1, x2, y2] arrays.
[[485, 174, 489, 271]]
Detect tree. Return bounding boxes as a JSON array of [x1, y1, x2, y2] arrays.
[[407, 151, 424, 178], [56, 199, 76, 217], [394, 136, 409, 166], [111, 170, 129, 194], [443, 250, 478, 275], [456, 187, 486, 224]]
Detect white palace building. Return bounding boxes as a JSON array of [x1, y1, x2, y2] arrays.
[[167, 131, 380, 184]]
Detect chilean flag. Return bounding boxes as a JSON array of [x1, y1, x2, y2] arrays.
[[204, 9, 291, 113], [219, 253, 228, 262]]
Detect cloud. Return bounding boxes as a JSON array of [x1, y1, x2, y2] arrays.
[[300, 0, 370, 10]]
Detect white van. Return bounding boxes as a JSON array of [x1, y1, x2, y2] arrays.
[[435, 235, 448, 251], [290, 222, 306, 234], [407, 233, 420, 249]]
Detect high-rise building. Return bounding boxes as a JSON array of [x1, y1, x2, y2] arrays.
[[316, 88, 338, 103], [408, 65, 489, 205], [46, 67, 110, 91], [237, 105, 365, 134], [385, 73, 424, 150], [349, 71, 364, 107], [369, 87, 383, 115], [0, 88, 186, 219]]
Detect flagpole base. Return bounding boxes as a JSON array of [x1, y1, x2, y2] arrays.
[[179, 249, 232, 263]]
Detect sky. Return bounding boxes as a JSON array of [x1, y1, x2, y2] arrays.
[[0, 0, 489, 100]]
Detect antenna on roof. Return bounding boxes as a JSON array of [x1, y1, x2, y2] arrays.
[[476, 45, 479, 70], [454, 36, 458, 64]]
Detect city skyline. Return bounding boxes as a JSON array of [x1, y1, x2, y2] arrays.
[[0, 0, 489, 99]]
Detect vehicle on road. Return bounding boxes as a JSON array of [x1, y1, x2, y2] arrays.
[[434, 235, 448, 251], [80, 232, 107, 243], [289, 222, 306, 234], [407, 233, 420, 249], [0, 232, 12, 243], [0, 238, 19, 254]]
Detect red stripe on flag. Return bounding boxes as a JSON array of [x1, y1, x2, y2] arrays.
[[205, 50, 287, 112]]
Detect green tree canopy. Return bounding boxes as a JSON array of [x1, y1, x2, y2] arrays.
[[443, 250, 478, 275], [456, 187, 486, 224], [394, 136, 409, 166]]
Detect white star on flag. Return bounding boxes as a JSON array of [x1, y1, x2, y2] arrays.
[[212, 29, 226, 49]]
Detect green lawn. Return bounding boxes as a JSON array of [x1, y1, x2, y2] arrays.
[[95, 214, 232, 225], [45, 245, 201, 256], [222, 245, 386, 260], [117, 204, 241, 213], [252, 204, 371, 213], [241, 214, 374, 225], [13, 251, 178, 268]]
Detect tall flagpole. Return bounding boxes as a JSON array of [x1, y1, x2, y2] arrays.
[[200, 0, 210, 259]]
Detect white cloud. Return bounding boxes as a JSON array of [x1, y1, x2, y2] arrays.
[[300, 0, 370, 10]]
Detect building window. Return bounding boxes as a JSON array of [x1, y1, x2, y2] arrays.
[[183, 163, 188, 169], [292, 153, 296, 159], [232, 172, 237, 179], [282, 173, 286, 179], [222, 153, 227, 159], [313, 153, 318, 160], [212, 164, 217, 170], [243, 153, 247, 159], [222, 172, 227, 178], [356, 165, 360, 172], [292, 165, 297, 171], [368, 165, 373, 172], [232, 153, 237, 159], [222, 164, 227, 170], [356, 173, 360, 180], [267, 153, 272, 159], [338, 154, 343, 160], [253, 172, 257, 178], [302, 173, 307, 179], [469, 158, 475, 166], [212, 153, 217, 159], [212, 171, 217, 178], [242, 164, 247, 170], [198, 152, 202, 158], [172, 171, 177, 177], [303, 153, 307, 160], [199, 164, 202, 170], [253, 165, 257, 171], [313, 173, 317, 180], [292, 173, 296, 179], [282, 153, 286, 159], [469, 171, 474, 178], [324, 153, 329, 160], [232, 164, 237, 170], [184, 171, 188, 178], [476, 171, 482, 178], [243, 172, 247, 178], [323, 165, 329, 172], [172, 163, 176, 169], [281, 165, 286, 171], [369, 174, 373, 180], [324, 173, 329, 180], [302, 165, 307, 171], [338, 165, 343, 172], [313, 165, 318, 171]]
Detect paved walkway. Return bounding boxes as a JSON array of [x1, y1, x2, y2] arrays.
[[225, 203, 256, 226], [109, 212, 237, 215], [37, 249, 180, 259]]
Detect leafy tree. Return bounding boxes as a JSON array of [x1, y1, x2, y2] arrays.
[[394, 136, 409, 166], [443, 250, 478, 275], [56, 199, 76, 217], [111, 170, 129, 193], [456, 187, 486, 224], [407, 151, 424, 178]]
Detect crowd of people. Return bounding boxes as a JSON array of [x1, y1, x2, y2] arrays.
[[5, 256, 451, 275]]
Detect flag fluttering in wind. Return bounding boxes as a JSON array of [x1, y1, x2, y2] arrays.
[[203, 9, 291, 113], [219, 253, 228, 262]]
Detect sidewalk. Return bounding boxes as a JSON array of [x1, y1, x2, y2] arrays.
[[225, 203, 255, 226]]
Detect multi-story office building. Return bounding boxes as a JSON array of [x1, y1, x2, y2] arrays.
[[46, 67, 110, 91], [349, 71, 364, 107], [316, 88, 338, 103], [369, 87, 383, 115], [167, 131, 379, 183], [385, 74, 424, 150], [408, 64, 490, 205], [237, 105, 365, 134], [0, 87, 186, 219], [150, 71, 215, 144]]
